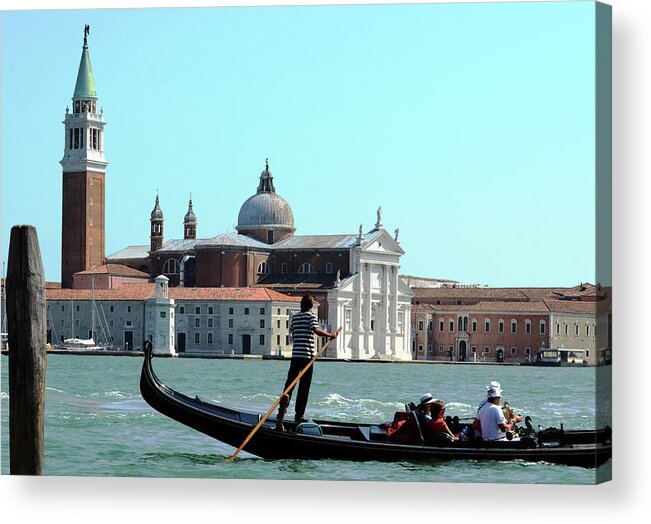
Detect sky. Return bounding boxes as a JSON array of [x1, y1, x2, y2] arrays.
[[1, 1, 601, 287]]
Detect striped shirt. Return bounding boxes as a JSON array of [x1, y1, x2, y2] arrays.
[[290, 310, 320, 359]]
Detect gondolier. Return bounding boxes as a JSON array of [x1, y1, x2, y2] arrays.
[[278, 295, 338, 425]]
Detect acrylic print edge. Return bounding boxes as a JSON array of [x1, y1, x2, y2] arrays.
[[595, 0, 612, 485]]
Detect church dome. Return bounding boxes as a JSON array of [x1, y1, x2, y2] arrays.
[[236, 161, 295, 233]]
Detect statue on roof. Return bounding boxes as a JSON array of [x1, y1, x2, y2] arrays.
[[375, 206, 383, 229], [394, 228, 400, 242], [84, 25, 90, 45]]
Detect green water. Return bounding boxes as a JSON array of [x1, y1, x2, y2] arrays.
[[0, 355, 611, 484]]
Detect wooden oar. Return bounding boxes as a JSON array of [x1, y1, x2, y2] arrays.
[[225, 327, 342, 462]]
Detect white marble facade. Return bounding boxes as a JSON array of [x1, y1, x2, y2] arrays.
[[326, 229, 413, 360]]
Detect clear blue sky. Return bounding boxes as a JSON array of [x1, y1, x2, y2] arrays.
[[1, 2, 599, 287]]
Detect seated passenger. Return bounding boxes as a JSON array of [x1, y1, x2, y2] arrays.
[[426, 400, 459, 441], [472, 380, 501, 440], [476, 385, 520, 441], [416, 393, 437, 422]]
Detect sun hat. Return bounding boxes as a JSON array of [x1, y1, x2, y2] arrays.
[[419, 393, 437, 406], [487, 387, 503, 399], [486, 381, 501, 390]]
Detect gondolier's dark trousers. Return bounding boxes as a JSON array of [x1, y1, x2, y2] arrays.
[[283, 358, 313, 421]]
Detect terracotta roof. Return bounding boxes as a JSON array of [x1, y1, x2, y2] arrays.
[[254, 273, 336, 290], [74, 264, 150, 278], [416, 301, 551, 314], [413, 287, 531, 300], [544, 299, 611, 314], [46, 284, 301, 303]]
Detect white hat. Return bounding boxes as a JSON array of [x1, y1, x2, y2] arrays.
[[419, 393, 437, 405], [487, 381, 501, 390], [487, 387, 503, 399]]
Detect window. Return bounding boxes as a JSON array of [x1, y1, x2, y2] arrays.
[[194, 333, 200, 344], [257, 262, 270, 275], [208, 318, 213, 328], [208, 333, 213, 344], [245, 307, 250, 315], [471, 346, 477, 353], [525, 347, 531, 355], [179, 306, 185, 314], [260, 319, 265, 328], [260, 335, 265, 345], [160, 311, 166, 318], [228, 319, 233, 328], [499, 320, 504, 333], [127, 306, 132, 313], [61, 305, 65, 311], [195, 318, 200, 328], [325, 263, 333, 274], [110, 305, 114, 313], [277, 335, 281, 345], [575, 323, 579, 336], [436, 300, 441, 305], [229, 307, 234, 315], [586, 350, 590, 358], [564, 323, 569, 336], [208, 307, 213, 315], [228, 334, 233, 344], [540, 320, 546, 335], [298, 263, 316, 274], [485, 319, 490, 333], [76, 319, 80, 327], [449, 320, 454, 332], [260, 307, 265, 315], [586, 324, 590, 336], [277, 319, 281, 328], [163, 258, 179, 274], [439, 319, 444, 332], [195, 306, 201, 315], [286, 335, 290, 345], [439, 345, 444, 353], [472, 319, 477, 332], [525, 320, 531, 334], [126, 320, 132, 327], [418, 345, 423, 353], [60, 319, 65, 327], [484, 346, 490, 354], [428, 345, 433, 354], [556, 322, 560, 335], [76, 305, 80, 312], [456, 300, 462, 305], [428, 321, 432, 331], [419, 320, 424, 331], [511, 347, 517, 354], [282, 263, 288, 274], [511, 320, 517, 334]]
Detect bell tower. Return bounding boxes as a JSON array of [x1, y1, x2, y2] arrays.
[[60, 25, 108, 288]]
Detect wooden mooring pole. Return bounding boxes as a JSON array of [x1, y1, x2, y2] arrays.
[[6, 225, 47, 475]]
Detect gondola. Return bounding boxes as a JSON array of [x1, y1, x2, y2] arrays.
[[140, 346, 611, 469]]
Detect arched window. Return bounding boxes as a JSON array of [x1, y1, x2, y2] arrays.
[[257, 261, 270, 275], [298, 263, 316, 274], [163, 258, 179, 274]]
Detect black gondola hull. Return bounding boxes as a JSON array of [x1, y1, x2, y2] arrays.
[[140, 349, 611, 469]]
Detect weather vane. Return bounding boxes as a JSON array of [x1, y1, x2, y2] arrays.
[[84, 25, 90, 46]]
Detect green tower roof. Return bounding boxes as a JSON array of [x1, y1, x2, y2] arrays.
[[73, 37, 97, 100]]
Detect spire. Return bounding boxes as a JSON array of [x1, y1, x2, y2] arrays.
[[184, 195, 197, 240], [150, 193, 164, 221], [73, 25, 97, 100], [184, 196, 197, 225], [257, 158, 276, 193]]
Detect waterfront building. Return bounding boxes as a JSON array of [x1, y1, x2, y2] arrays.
[[45, 282, 304, 356], [411, 283, 611, 365]]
